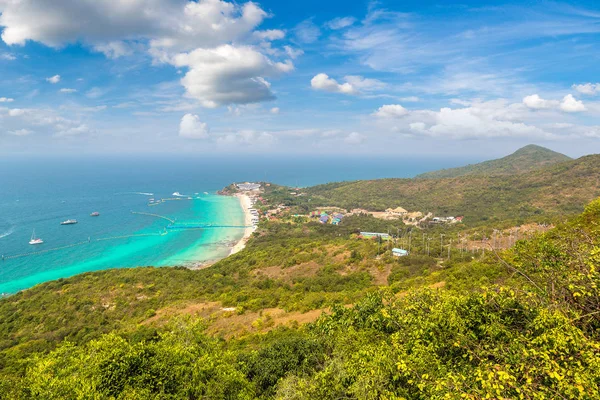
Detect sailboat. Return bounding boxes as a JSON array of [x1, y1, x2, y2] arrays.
[[29, 229, 44, 245]]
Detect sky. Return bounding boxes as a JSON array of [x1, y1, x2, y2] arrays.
[[0, 0, 599, 157]]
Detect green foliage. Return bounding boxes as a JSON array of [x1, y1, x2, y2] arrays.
[[416, 144, 572, 179]]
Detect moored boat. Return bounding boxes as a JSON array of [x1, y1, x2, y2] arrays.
[[29, 229, 44, 245]]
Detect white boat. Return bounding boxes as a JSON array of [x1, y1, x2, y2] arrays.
[[60, 219, 78, 225], [29, 229, 44, 245]]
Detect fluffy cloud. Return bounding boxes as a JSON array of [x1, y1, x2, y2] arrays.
[[523, 94, 557, 110], [560, 94, 587, 113], [0, 97, 14, 102], [59, 88, 77, 93], [371, 100, 560, 140], [373, 104, 408, 118], [311, 73, 356, 95], [326, 17, 356, 30], [173, 45, 292, 107], [270, 107, 280, 114], [179, 113, 209, 139], [0, 53, 16, 60], [0, 0, 268, 52], [46, 75, 61, 84], [523, 94, 587, 113], [0, 106, 91, 137], [311, 74, 385, 95], [1, 1, 291, 108], [572, 83, 600, 95]]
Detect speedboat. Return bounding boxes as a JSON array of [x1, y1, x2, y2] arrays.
[[90, 212, 100, 217], [61, 219, 78, 225], [29, 229, 44, 245]]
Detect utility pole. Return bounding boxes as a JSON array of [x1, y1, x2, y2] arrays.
[[440, 234, 445, 258], [408, 230, 412, 254]]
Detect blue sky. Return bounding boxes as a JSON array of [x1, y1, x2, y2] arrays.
[[0, 0, 599, 157]]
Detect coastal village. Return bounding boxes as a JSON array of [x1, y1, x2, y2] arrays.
[[225, 181, 552, 257]]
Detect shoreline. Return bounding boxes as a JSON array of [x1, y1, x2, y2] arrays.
[[230, 193, 254, 255]]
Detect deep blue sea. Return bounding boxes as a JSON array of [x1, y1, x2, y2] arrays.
[[0, 154, 476, 294]]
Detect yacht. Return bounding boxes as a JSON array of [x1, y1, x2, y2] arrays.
[[29, 229, 44, 245], [90, 212, 100, 217], [61, 219, 78, 225]]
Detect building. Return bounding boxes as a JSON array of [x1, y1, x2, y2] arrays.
[[319, 215, 329, 224], [236, 182, 261, 191], [386, 207, 408, 216], [360, 232, 391, 240], [392, 248, 409, 257]]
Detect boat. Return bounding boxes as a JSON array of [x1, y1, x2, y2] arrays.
[[60, 219, 78, 225], [29, 229, 44, 245], [90, 212, 100, 217]]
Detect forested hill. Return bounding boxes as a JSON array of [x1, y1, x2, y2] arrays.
[[303, 154, 600, 223], [415, 144, 571, 179]]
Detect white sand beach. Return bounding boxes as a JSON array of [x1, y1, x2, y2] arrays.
[[230, 193, 255, 255]]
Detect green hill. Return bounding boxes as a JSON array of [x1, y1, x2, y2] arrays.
[[1, 197, 600, 399], [299, 154, 600, 224], [415, 144, 572, 179]]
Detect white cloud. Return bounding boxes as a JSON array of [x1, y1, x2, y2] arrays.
[[283, 45, 303, 59], [369, 99, 569, 140], [216, 129, 276, 146], [94, 41, 134, 58], [294, 19, 321, 43], [311, 73, 356, 95], [254, 29, 285, 41], [8, 129, 33, 136], [344, 132, 364, 144], [572, 82, 600, 95], [373, 104, 408, 118], [270, 107, 280, 114], [179, 113, 209, 139], [0, 0, 270, 52], [326, 17, 357, 30], [86, 87, 108, 99], [1, 1, 292, 108], [173, 45, 292, 107], [343, 75, 387, 91], [55, 124, 90, 137], [0, 53, 16, 61], [399, 96, 420, 102], [311, 73, 386, 96], [0, 97, 14, 102], [560, 94, 587, 112], [46, 75, 61, 84], [8, 108, 27, 117], [59, 88, 77, 93], [522, 94, 557, 110]]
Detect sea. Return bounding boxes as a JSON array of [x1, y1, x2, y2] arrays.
[[0, 154, 476, 294]]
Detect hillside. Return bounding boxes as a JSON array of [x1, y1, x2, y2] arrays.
[[415, 144, 572, 179], [1, 197, 599, 398], [299, 154, 600, 224]]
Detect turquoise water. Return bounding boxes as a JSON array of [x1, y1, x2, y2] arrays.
[[0, 154, 475, 294]]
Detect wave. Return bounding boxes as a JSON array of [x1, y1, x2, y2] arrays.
[[0, 226, 14, 239], [116, 192, 154, 196]]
